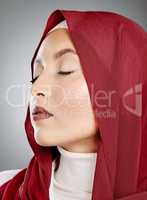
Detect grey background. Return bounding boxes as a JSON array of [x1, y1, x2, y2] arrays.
[[0, 0, 147, 171]]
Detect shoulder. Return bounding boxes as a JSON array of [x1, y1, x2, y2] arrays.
[[0, 169, 21, 186]]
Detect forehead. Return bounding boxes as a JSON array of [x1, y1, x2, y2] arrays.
[[37, 28, 76, 57], [33, 29, 79, 67]]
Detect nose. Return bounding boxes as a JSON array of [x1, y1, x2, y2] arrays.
[[30, 87, 50, 107], [31, 87, 49, 98], [31, 80, 52, 99]]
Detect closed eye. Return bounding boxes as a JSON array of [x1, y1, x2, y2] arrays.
[[57, 70, 75, 75], [30, 71, 74, 84]]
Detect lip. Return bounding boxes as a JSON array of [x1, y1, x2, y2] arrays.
[[32, 106, 53, 121]]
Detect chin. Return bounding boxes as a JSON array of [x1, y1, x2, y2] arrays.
[[35, 138, 53, 147], [34, 130, 47, 146], [34, 131, 56, 147]]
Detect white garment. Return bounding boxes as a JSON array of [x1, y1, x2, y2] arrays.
[[0, 146, 97, 200], [51, 146, 97, 200], [0, 169, 22, 186], [48, 20, 68, 34]]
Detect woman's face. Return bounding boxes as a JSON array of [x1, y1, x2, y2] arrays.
[[30, 28, 97, 149]]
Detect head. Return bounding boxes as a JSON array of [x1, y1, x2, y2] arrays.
[[29, 25, 99, 152]]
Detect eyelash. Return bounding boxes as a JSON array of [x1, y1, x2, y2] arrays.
[[30, 71, 74, 84], [30, 76, 39, 84]]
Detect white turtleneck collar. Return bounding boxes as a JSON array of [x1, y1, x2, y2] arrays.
[[51, 145, 97, 200]]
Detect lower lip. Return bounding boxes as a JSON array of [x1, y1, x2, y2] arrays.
[[32, 113, 53, 121]]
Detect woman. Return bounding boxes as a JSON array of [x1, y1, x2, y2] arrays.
[[0, 9, 147, 200]]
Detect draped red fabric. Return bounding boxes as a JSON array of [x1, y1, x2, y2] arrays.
[[0, 9, 147, 200]]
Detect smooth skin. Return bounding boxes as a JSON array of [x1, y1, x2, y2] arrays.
[[30, 28, 99, 153]]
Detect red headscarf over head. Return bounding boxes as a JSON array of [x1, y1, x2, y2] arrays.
[[1, 9, 147, 200]]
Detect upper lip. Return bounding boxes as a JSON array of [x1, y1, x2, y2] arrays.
[[32, 106, 53, 116]]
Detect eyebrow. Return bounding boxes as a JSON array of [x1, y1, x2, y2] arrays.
[[34, 48, 77, 66], [54, 48, 77, 59]]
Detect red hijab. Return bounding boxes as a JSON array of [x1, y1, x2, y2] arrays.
[[1, 9, 147, 200]]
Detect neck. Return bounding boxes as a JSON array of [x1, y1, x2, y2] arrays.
[[54, 146, 97, 193], [61, 133, 99, 153]]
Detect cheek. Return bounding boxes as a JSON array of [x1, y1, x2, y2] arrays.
[[57, 77, 94, 124]]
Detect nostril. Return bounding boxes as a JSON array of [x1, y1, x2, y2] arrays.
[[37, 92, 45, 96]]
